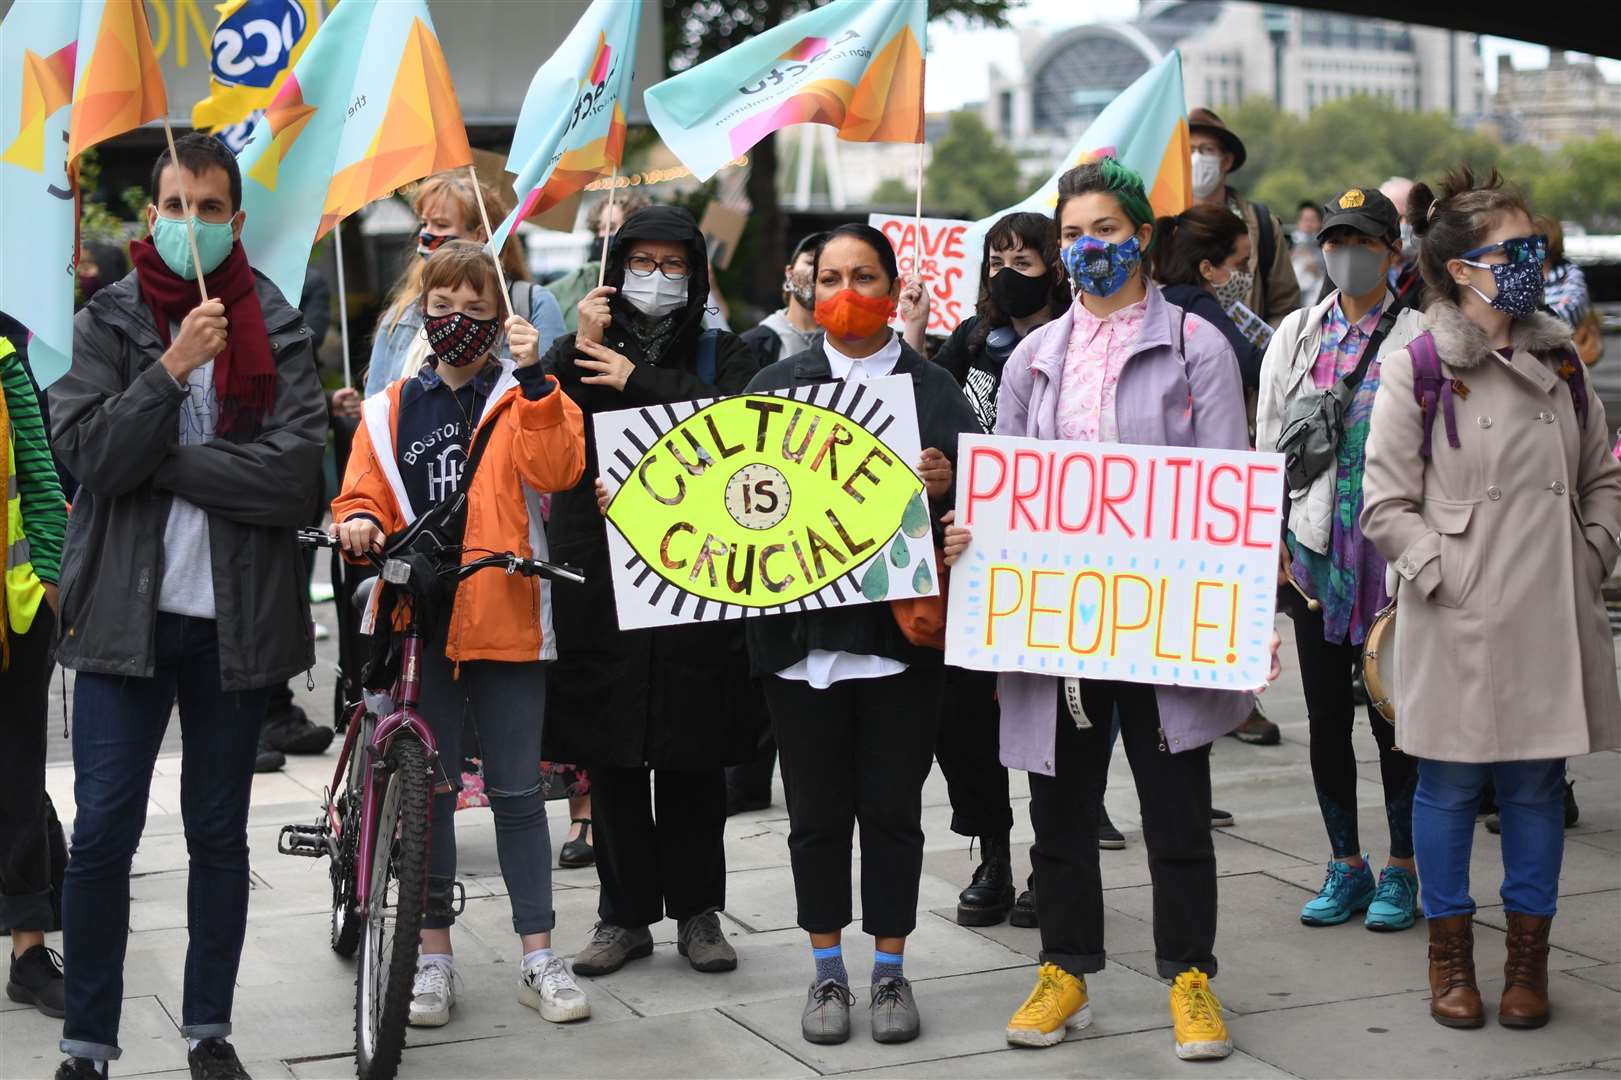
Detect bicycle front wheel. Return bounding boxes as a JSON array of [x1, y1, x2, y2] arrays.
[[354, 736, 432, 1080]]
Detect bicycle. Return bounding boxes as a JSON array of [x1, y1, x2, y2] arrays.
[[280, 528, 583, 1079]]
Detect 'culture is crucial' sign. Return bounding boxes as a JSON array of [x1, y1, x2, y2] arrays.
[[945, 434, 1286, 689], [597, 375, 936, 630]]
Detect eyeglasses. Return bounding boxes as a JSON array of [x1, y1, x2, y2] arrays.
[[625, 254, 689, 279], [1460, 234, 1548, 266]]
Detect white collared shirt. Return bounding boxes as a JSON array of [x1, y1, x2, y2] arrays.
[[823, 332, 901, 382]]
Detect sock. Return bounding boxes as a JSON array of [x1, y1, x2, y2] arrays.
[[872, 948, 904, 983], [521, 947, 554, 968], [418, 951, 454, 971], [187, 1038, 202, 1051], [812, 944, 847, 986]]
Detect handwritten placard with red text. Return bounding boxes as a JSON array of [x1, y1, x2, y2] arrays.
[[868, 214, 978, 334], [945, 434, 1286, 690]]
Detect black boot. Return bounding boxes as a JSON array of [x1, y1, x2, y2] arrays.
[[955, 833, 1014, 926], [1009, 875, 1038, 928]]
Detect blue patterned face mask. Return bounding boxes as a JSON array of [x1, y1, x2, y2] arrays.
[[1459, 255, 1544, 319], [1062, 233, 1142, 299]]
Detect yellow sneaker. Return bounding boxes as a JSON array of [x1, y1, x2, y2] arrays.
[[1170, 968, 1232, 1060], [1006, 963, 1091, 1048]]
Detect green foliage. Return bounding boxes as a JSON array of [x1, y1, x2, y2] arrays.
[[870, 178, 916, 206], [920, 111, 1021, 219], [1530, 134, 1621, 232]]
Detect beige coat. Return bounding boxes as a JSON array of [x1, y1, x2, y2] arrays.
[[1362, 301, 1621, 762]]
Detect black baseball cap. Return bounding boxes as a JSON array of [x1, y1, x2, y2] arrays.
[[1317, 187, 1400, 244]]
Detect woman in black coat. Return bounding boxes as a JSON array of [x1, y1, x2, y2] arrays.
[[1149, 204, 1266, 390], [542, 205, 763, 977]]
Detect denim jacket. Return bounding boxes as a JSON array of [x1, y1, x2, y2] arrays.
[[364, 280, 566, 398]]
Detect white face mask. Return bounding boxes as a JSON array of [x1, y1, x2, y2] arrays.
[[1190, 150, 1224, 199], [620, 271, 689, 318]]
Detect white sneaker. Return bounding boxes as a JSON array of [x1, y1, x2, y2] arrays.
[[408, 958, 459, 1027], [519, 955, 591, 1023]]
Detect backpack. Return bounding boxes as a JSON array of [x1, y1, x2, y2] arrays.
[[1251, 200, 1276, 312], [1407, 331, 1588, 459], [695, 328, 720, 386]]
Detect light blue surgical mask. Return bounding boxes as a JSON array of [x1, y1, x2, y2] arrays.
[[151, 214, 237, 280]]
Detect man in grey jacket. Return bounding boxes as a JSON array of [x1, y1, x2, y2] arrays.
[[48, 134, 324, 1080]]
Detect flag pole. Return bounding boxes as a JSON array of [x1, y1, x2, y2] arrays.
[[596, 166, 620, 289], [333, 219, 354, 390], [161, 117, 209, 304], [467, 164, 515, 319], [913, 140, 924, 237]]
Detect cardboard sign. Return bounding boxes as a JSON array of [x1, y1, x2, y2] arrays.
[[867, 214, 980, 335], [597, 374, 935, 630], [699, 202, 749, 270], [945, 434, 1286, 689]]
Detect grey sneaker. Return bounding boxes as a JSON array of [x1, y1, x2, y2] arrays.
[[802, 979, 855, 1044], [571, 922, 654, 977], [869, 975, 920, 1044], [677, 912, 738, 973]]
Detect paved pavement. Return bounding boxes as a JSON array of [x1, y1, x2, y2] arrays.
[[6, 611, 1619, 1080]]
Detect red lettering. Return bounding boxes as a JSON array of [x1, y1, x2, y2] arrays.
[[1009, 449, 1046, 532], [964, 446, 1007, 526], [1164, 458, 1193, 541], [942, 225, 966, 259], [1099, 454, 1138, 537], [1242, 464, 1282, 550], [1204, 463, 1243, 545]]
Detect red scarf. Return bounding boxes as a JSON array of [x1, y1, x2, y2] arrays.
[[129, 236, 276, 435]]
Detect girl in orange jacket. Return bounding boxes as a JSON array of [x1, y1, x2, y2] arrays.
[[331, 241, 590, 1028]]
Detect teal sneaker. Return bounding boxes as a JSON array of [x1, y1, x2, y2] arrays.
[[1300, 858, 1376, 926], [1364, 865, 1418, 931]]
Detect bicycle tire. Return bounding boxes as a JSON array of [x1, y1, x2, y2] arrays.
[[330, 711, 372, 958], [354, 736, 431, 1080]]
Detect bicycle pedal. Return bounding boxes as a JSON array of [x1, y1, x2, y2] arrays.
[[277, 823, 328, 858]]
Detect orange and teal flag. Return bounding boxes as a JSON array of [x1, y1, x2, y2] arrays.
[[643, 0, 926, 182], [1, 0, 168, 388], [191, 0, 320, 138], [236, 0, 471, 305]]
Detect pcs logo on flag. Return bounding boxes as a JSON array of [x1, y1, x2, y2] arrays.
[[210, 0, 309, 89]]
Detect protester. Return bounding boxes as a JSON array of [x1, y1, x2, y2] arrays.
[[740, 230, 827, 371], [1188, 107, 1301, 326], [544, 193, 652, 334], [48, 133, 326, 1080], [1537, 215, 1590, 327], [1150, 203, 1266, 388], [943, 158, 1251, 1061], [543, 205, 761, 980], [1, 335, 67, 1020], [740, 223, 974, 1047], [1363, 167, 1621, 1031], [1291, 200, 1328, 303], [332, 239, 590, 1029], [1255, 186, 1425, 931], [364, 171, 565, 397]]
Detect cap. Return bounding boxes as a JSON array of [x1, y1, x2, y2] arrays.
[[1317, 187, 1400, 244], [1187, 107, 1247, 172]]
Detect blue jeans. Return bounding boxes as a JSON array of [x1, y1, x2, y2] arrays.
[[60, 614, 268, 1062], [1412, 758, 1566, 920]]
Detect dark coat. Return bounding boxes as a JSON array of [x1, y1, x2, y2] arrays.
[[1160, 282, 1262, 390], [48, 268, 326, 690], [541, 205, 764, 769]]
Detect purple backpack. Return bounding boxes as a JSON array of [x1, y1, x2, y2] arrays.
[[1406, 331, 1587, 459]]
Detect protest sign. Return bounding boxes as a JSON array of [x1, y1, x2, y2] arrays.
[[868, 214, 979, 335], [945, 434, 1286, 690], [597, 374, 935, 630]]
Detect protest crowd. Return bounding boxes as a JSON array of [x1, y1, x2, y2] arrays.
[[1, 1, 1616, 1079]]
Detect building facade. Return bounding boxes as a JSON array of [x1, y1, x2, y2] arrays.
[[1491, 53, 1621, 152]]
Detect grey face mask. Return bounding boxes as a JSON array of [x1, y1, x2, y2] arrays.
[[1324, 244, 1389, 298]]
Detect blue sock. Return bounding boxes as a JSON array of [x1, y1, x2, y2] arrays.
[[873, 948, 904, 983], [812, 944, 847, 986]]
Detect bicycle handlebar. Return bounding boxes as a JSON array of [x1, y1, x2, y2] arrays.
[[297, 529, 585, 585]]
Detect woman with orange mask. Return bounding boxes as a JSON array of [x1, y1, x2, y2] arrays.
[[744, 224, 978, 1048]]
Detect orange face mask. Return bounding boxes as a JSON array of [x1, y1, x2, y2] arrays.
[[814, 289, 896, 339]]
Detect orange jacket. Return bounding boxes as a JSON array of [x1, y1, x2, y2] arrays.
[[333, 361, 585, 662]]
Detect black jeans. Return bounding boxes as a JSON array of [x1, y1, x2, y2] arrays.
[[61, 614, 268, 1062], [591, 765, 728, 927], [1028, 679, 1218, 980], [765, 665, 942, 938], [935, 666, 1013, 839], [1292, 608, 1415, 860], [0, 607, 55, 934]]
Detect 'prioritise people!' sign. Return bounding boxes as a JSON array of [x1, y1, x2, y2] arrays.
[[945, 434, 1286, 689], [597, 375, 936, 630]]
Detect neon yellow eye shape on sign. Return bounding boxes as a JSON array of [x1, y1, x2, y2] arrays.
[[604, 390, 923, 610]]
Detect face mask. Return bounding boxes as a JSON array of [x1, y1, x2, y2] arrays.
[[1190, 151, 1224, 199], [423, 310, 500, 367], [151, 214, 236, 280], [1208, 266, 1253, 312], [418, 230, 453, 259], [1459, 256, 1544, 319], [814, 289, 895, 339], [619, 271, 689, 318], [1062, 234, 1142, 299], [1324, 245, 1389, 299], [988, 266, 1053, 318], [786, 272, 816, 311]]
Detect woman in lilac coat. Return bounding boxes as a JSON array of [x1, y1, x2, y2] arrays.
[[944, 159, 1256, 1062]]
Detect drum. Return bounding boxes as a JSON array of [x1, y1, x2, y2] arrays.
[[1361, 602, 1397, 725]]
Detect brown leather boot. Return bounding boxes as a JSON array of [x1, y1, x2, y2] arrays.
[[1427, 915, 1485, 1028], [1499, 912, 1553, 1028]]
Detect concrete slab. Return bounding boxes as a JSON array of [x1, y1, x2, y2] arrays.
[[1476, 890, 1621, 965], [1570, 964, 1621, 992], [0, 995, 185, 1078], [834, 1029, 1294, 1078]]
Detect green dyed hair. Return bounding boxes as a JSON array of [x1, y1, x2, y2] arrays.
[[1054, 157, 1158, 251]]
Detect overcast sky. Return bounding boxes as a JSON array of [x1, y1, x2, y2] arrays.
[[923, 0, 1621, 113]]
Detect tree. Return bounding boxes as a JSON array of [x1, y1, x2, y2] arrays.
[[921, 110, 1022, 219], [663, 0, 1023, 310], [870, 178, 916, 207]]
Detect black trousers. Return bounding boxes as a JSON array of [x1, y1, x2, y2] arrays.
[[0, 608, 55, 933], [935, 666, 1013, 838], [590, 765, 728, 927], [1028, 679, 1218, 980], [765, 665, 942, 938], [726, 735, 777, 801], [1292, 608, 1416, 860]]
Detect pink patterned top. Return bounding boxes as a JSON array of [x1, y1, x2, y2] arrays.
[[1055, 297, 1148, 442]]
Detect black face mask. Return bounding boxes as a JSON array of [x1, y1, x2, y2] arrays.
[[987, 266, 1053, 318]]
